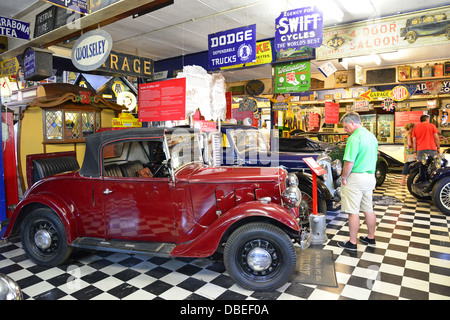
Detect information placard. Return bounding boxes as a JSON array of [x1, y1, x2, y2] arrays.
[[138, 78, 186, 122]]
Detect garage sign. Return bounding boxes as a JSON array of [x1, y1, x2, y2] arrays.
[[71, 29, 112, 71]]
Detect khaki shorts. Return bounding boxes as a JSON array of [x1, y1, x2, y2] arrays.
[[341, 172, 376, 214]]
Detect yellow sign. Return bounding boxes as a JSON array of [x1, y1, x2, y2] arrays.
[[221, 41, 272, 70], [112, 113, 142, 128], [359, 86, 410, 101], [0, 57, 19, 78]]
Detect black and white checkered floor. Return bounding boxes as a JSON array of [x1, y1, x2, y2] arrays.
[[0, 174, 449, 300]]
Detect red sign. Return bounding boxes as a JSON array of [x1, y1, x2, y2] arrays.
[[138, 78, 186, 122], [308, 112, 320, 128], [395, 110, 424, 127], [303, 157, 327, 176], [324, 101, 339, 124]]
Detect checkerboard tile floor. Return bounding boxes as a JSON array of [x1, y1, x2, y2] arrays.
[[0, 174, 449, 300]]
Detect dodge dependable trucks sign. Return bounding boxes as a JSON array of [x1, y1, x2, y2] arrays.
[[208, 24, 256, 70], [275, 6, 323, 52]]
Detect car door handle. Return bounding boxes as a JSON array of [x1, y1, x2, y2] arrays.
[[103, 188, 113, 194]]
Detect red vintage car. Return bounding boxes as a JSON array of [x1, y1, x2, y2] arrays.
[[1, 127, 309, 291]]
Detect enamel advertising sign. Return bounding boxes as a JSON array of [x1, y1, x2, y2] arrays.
[[0, 16, 30, 40], [43, 0, 88, 15], [208, 24, 256, 69], [274, 61, 311, 93], [317, 5, 450, 60], [275, 6, 323, 53], [71, 29, 113, 71]]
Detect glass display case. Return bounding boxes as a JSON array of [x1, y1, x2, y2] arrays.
[[377, 114, 395, 143], [361, 114, 376, 135]]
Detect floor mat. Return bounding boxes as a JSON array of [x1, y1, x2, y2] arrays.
[[291, 247, 338, 287], [373, 195, 404, 206]]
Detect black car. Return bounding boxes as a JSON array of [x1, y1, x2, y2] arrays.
[[407, 153, 450, 215], [400, 13, 450, 44]]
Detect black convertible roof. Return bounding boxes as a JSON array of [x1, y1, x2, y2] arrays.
[[79, 127, 195, 178]]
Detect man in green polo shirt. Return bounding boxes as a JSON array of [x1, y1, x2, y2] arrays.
[[338, 112, 378, 251]]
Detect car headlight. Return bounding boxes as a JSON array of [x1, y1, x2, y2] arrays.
[[434, 155, 445, 169], [285, 173, 299, 188], [331, 159, 342, 176], [0, 274, 22, 300], [282, 186, 301, 208]]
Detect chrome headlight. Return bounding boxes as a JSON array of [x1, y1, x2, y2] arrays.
[[0, 274, 22, 300], [331, 159, 342, 176], [282, 186, 301, 208], [285, 173, 299, 188], [422, 153, 429, 165], [434, 154, 445, 169]]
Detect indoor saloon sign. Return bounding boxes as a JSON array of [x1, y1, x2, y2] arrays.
[[71, 29, 113, 71], [208, 24, 256, 69], [317, 5, 450, 60], [0, 16, 30, 40], [275, 6, 323, 53]]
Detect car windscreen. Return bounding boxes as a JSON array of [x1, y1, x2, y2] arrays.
[[228, 129, 269, 153], [166, 130, 203, 171]]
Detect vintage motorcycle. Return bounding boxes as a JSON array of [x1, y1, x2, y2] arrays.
[[407, 153, 450, 215]]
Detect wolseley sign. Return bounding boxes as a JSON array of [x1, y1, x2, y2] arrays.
[[71, 29, 112, 71], [317, 5, 450, 60]]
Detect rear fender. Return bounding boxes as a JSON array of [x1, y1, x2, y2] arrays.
[[3, 193, 78, 243], [171, 201, 299, 258]]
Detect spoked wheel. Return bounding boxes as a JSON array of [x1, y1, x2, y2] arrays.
[[432, 178, 450, 216], [21, 208, 72, 266], [224, 223, 296, 291], [298, 184, 326, 226]]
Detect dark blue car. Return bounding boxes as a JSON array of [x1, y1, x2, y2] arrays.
[[217, 124, 343, 218]]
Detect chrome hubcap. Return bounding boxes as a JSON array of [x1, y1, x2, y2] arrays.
[[34, 229, 52, 250], [247, 247, 272, 272]]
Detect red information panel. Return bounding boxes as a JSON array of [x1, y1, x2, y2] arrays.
[[324, 101, 339, 124], [395, 110, 424, 127], [303, 157, 327, 176], [138, 78, 186, 122]]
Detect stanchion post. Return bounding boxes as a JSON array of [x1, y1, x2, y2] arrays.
[[303, 157, 328, 245]]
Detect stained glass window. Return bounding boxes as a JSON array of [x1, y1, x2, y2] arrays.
[[45, 110, 63, 140], [43, 109, 101, 143]]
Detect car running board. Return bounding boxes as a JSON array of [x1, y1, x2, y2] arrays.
[[71, 237, 176, 257]]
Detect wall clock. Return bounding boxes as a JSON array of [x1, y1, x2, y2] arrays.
[[245, 80, 265, 96]]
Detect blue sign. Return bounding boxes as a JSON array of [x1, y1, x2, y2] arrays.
[[0, 16, 30, 40], [275, 6, 323, 52], [44, 0, 88, 15], [208, 24, 256, 70]]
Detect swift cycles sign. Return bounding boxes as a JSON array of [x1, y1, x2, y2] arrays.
[[275, 6, 323, 53]]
